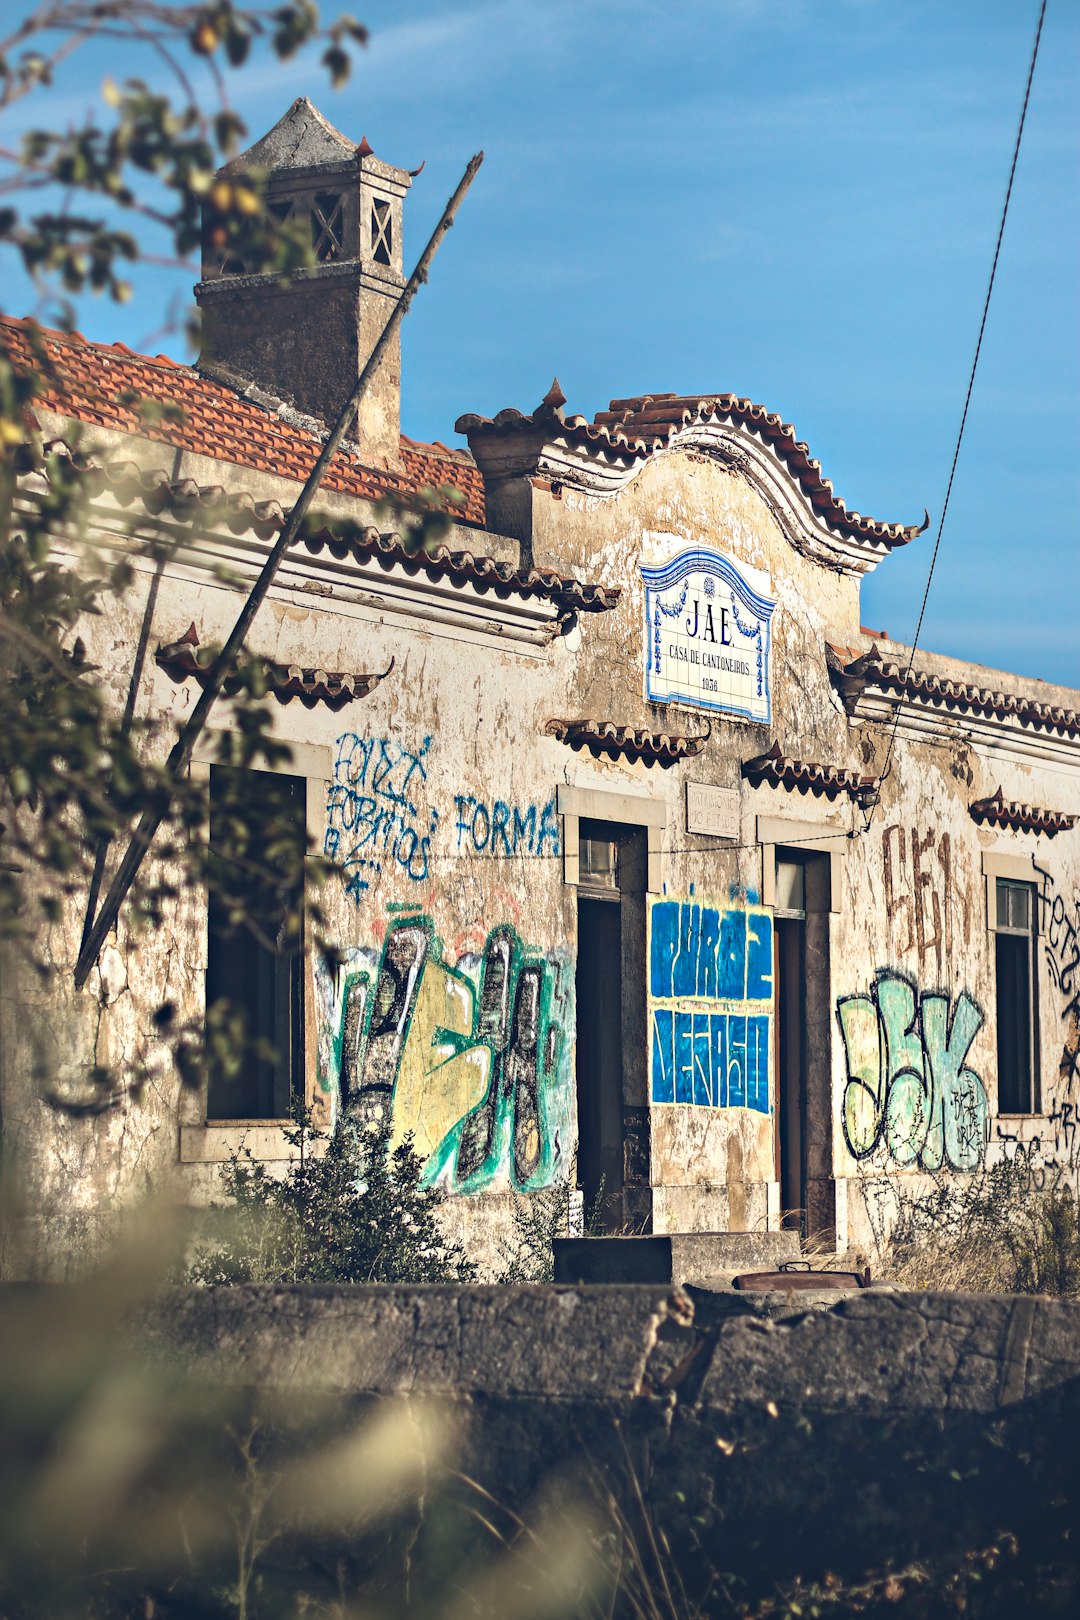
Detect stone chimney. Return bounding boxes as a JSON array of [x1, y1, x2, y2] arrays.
[[196, 98, 411, 467]]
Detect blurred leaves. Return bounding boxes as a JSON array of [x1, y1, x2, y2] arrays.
[[0, 1201, 610, 1619]]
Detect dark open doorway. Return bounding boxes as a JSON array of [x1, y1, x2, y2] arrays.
[[773, 850, 832, 1236], [574, 820, 649, 1233], [775, 912, 806, 1225]]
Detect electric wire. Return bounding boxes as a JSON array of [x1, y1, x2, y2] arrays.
[[866, 0, 1048, 831]]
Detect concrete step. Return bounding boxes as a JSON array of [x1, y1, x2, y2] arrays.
[[553, 1230, 801, 1286]]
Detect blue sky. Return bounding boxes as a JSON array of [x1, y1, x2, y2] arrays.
[[6, 1, 1078, 686]]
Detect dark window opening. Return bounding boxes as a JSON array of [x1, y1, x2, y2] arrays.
[[773, 849, 832, 1238], [996, 878, 1038, 1114], [206, 766, 306, 1120], [312, 192, 345, 262], [371, 197, 392, 265]]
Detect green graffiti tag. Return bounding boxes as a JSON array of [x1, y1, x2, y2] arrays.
[[320, 918, 572, 1195], [837, 969, 988, 1171]]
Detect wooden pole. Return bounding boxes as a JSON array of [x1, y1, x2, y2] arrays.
[[74, 151, 484, 988]]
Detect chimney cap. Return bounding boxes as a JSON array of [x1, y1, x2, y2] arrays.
[[225, 96, 358, 173]]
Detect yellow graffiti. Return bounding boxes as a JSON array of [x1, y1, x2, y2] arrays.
[[388, 959, 490, 1160]]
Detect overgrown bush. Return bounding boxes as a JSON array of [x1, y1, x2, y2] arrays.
[[880, 1154, 1080, 1297], [188, 1108, 476, 1285], [494, 1176, 609, 1282]]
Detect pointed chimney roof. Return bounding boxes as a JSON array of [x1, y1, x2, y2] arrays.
[[227, 96, 357, 172]]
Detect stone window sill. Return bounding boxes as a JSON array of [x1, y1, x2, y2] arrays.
[[180, 1123, 304, 1164]]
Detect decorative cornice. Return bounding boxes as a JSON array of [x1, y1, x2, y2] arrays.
[[544, 717, 710, 769], [32, 441, 620, 617], [457, 385, 926, 579], [156, 625, 393, 711], [969, 789, 1076, 838], [830, 645, 1080, 769], [741, 740, 876, 804]]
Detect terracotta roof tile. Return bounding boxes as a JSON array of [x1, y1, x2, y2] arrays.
[[833, 647, 1080, 740], [1, 315, 486, 525], [457, 388, 924, 549], [37, 441, 620, 614], [156, 626, 393, 711], [741, 740, 876, 803], [969, 789, 1076, 838], [544, 717, 709, 768]]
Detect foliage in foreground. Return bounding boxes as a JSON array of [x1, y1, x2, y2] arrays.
[[187, 1108, 476, 1285], [0, 2, 467, 1120], [879, 1152, 1080, 1297]]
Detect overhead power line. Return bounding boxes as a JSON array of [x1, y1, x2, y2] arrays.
[[867, 0, 1049, 830]]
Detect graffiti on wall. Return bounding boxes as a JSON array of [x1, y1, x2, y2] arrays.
[[325, 733, 436, 901], [837, 969, 989, 1171], [649, 897, 772, 1112], [324, 730, 558, 905], [319, 916, 571, 1193], [882, 824, 971, 979], [1041, 872, 1080, 1098], [453, 795, 560, 858]]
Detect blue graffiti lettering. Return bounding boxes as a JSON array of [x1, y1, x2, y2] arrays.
[[649, 900, 772, 1113], [453, 794, 560, 858], [326, 733, 434, 901]]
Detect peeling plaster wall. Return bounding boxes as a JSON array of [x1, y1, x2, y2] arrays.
[[4, 416, 1080, 1276]]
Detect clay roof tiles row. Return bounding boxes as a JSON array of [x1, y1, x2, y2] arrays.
[[35, 439, 620, 614], [969, 789, 1076, 838], [834, 647, 1080, 739], [741, 740, 876, 803], [1, 315, 486, 525], [544, 717, 709, 769], [458, 383, 923, 548], [156, 628, 392, 711]]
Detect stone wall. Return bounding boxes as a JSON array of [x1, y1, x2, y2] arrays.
[[144, 1283, 1080, 1610]]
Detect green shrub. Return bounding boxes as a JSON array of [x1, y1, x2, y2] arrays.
[[188, 1108, 476, 1285]]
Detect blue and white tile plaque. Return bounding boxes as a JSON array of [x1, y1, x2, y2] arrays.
[[641, 548, 776, 723]]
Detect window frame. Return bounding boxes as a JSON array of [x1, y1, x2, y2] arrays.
[[205, 761, 307, 1122], [180, 735, 331, 1164], [993, 874, 1040, 1116]]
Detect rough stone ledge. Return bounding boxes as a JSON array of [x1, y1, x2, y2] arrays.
[[6, 1282, 1079, 1603], [130, 1284, 1080, 1416]]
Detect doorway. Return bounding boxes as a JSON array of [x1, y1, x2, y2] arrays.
[[574, 821, 648, 1233], [773, 851, 831, 1235], [775, 910, 806, 1225]]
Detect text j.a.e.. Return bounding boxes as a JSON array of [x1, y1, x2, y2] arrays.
[[685, 599, 731, 645]]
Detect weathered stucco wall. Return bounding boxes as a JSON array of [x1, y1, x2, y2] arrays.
[[3, 393, 1079, 1277]]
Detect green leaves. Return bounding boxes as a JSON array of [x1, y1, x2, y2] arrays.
[[0, 4, 367, 371], [0, 3, 374, 1111], [188, 1108, 476, 1286]]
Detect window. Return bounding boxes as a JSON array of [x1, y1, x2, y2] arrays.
[[205, 765, 306, 1120], [371, 196, 392, 265], [311, 192, 345, 262], [774, 855, 806, 918], [578, 827, 618, 895], [995, 877, 1038, 1113]]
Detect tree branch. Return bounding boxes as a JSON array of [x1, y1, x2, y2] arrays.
[[73, 150, 484, 988]]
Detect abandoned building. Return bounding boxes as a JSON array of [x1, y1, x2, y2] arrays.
[[2, 97, 1078, 1274]]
